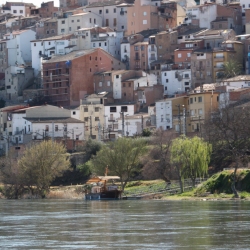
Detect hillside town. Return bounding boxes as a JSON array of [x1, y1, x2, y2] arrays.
[[0, 0, 249, 155]]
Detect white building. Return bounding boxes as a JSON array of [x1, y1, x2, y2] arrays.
[[31, 34, 76, 76], [1, 2, 35, 17], [184, 4, 217, 29], [104, 103, 135, 139], [117, 113, 150, 137], [5, 65, 34, 102], [58, 12, 102, 35], [74, 27, 123, 59], [5, 29, 36, 67], [155, 99, 173, 130], [85, 1, 122, 31], [161, 69, 191, 96]]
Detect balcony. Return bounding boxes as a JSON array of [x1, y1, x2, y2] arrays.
[[149, 57, 156, 61], [214, 56, 224, 61], [134, 56, 140, 60]]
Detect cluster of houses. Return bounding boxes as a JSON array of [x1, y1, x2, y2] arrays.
[[0, 0, 250, 154]]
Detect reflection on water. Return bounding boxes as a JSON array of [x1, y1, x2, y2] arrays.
[[0, 199, 250, 249]]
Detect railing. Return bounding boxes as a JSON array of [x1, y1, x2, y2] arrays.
[[123, 178, 208, 197]]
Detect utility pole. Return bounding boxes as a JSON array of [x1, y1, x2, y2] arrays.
[[177, 104, 181, 135], [52, 122, 54, 142], [121, 112, 125, 137], [89, 116, 92, 139], [183, 106, 186, 136], [141, 115, 144, 134]]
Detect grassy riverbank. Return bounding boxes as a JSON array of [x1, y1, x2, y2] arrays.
[[2, 169, 250, 200]]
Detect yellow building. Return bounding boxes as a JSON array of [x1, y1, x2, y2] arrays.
[[213, 40, 244, 80], [188, 91, 219, 133]]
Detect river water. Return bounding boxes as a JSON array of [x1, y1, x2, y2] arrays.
[[0, 199, 250, 250]]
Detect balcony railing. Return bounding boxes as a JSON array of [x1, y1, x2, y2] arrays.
[[134, 57, 140, 60]]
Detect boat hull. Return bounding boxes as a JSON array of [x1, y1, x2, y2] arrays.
[[85, 190, 122, 200]]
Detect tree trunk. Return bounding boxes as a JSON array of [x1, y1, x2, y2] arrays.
[[231, 166, 239, 198], [191, 177, 196, 188], [178, 178, 184, 193]]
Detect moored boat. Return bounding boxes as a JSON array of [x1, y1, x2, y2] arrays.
[[84, 176, 122, 200]]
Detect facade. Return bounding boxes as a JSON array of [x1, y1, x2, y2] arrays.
[[85, 0, 124, 31], [42, 48, 126, 107], [31, 1, 58, 18], [57, 11, 102, 35], [5, 65, 34, 101], [2, 2, 36, 17], [161, 69, 192, 96], [104, 103, 135, 139], [188, 91, 219, 133], [31, 34, 75, 76], [155, 96, 188, 131], [191, 49, 213, 88], [74, 27, 123, 60], [36, 18, 58, 39], [5, 29, 36, 67], [117, 113, 150, 137], [130, 42, 149, 71]]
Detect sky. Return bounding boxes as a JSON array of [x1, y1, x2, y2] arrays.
[[0, 0, 60, 8]]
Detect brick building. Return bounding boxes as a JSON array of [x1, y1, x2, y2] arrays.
[[31, 1, 58, 18], [42, 48, 126, 107]]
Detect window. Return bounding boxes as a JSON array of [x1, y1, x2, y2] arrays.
[[71, 20, 74, 23], [99, 43, 101, 47], [121, 106, 127, 112], [190, 98, 193, 104], [95, 107, 99, 112], [55, 125, 58, 131], [93, 43, 95, 47], [84, 117, 88, 122], [77, 19, 80, 22], [95, 117, 99, 121], [84, 107, 88, 112], [243, 4, 245, 8], [13, 10, 17, 13], [99, 82, 102, 87], [116, 75, 119, 79], [198, 96, 202, 102], [34, 43, 36, 46], [106, 9, 109, 13], [166, 79, 169, 83], [45, 125, 49, 131], [178, 53, 182, 58], [107, 81, 110, 86], [99, 10, 102, 14], [61, 20, 65, 24], [143, 20, 147, 24], [187, 53, 191, 57], [143, 11, 147, 16], [165, 86, 167, 90], [61, 29, 65, 33], [110, 107, 116, 112], [198, 109, 203, 115], [20, 10, 23, 13]]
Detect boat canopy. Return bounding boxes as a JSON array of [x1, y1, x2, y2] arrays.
[[86, 176, 120, 184]]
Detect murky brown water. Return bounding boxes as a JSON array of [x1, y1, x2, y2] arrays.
[[0, 199, 250, 249]]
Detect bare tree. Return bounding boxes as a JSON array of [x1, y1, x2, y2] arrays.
[[204, 102, 250, 198], [142, 129, 177, 185]]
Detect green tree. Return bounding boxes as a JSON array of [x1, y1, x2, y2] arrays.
[[18, 140, 70, 198], [170, 136, 212, 193], [217, 59, 242, 79], [90, 137, 147, 191], [83, 139, 103, 161]]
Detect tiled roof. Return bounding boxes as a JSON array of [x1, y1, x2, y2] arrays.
[[86, 0, 124, 8], [43, 49, 96, 63], [24, 117, 84, 123]]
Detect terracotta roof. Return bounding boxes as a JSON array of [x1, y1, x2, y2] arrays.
[[86, 0, 124, 8], [24, 117, 84, 123]]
